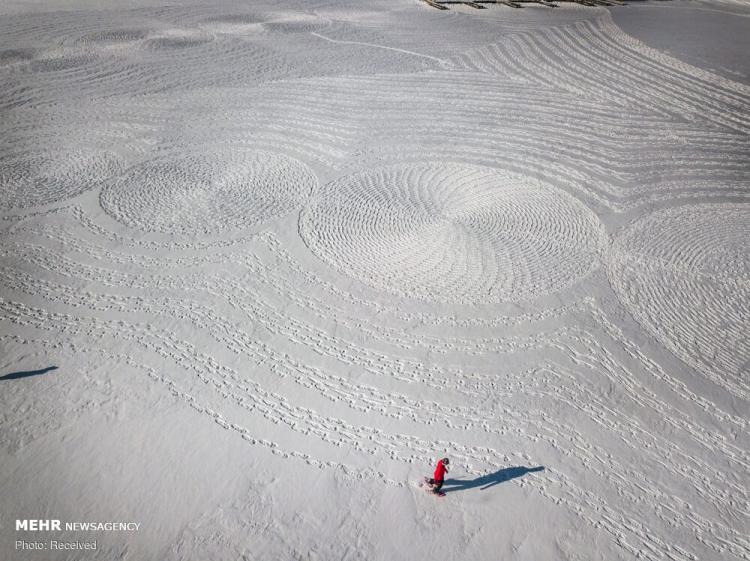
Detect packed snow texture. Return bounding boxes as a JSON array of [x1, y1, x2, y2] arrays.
[[0, 1, 748, 560]]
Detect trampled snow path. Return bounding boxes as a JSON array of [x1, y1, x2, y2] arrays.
[[0, 1, 748, 560]]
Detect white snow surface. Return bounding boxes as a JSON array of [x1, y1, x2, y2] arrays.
[[1, 1, 749, 560]]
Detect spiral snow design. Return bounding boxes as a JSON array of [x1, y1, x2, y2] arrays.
[[0, 149, 124, 210], [608, 204, 750, 397], [101, 149, 316, 234], [300, 163, 605, 304]]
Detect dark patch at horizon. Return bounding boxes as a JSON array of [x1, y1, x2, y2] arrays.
[[609, 2, 750, 85]]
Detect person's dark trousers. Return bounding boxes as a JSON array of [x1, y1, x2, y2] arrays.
[[428, 478, 444, 493]]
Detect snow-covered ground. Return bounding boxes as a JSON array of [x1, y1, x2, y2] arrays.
[[1, 1, 748, 560]]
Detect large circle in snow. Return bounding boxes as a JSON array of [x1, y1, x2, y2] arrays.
[[607, 203, 750, 398], [300, 163, 605, 304], [100, 149, 316, 234], [0, 148, 124, 210]]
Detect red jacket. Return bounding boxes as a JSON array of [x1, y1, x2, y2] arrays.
[[433, 460, 447, 481]]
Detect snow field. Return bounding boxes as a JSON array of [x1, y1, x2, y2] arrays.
[[1, 1, 748, 560]]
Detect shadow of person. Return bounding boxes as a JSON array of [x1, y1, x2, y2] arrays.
[[442, 466, 545, 494], [0, 366, 58, 381]]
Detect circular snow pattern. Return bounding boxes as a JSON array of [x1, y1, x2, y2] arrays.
[[608, 204, 750, 390], [142, 34, 214, 50], [0, 149, 124, 210], [100, 149, 316, 234], [29, 51, 98, 72], [77, 29, 150, 45], [300, 163, 605, 304]]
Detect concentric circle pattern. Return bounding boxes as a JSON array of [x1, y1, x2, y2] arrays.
[[300, 163, 605, 304], [29, 50, 99, 72], [100, 149, 316, 234], [76, 29, 150, 45], [608, 204, 750, 390], [142, 34, 214, 51], [0, 149, 124, 210]]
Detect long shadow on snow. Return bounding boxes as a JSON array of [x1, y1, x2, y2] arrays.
[[442, 466, 545, 494], [0, 366, 58, 381]]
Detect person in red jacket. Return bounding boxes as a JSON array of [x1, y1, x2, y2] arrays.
[[428, 457, 449, 494]]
